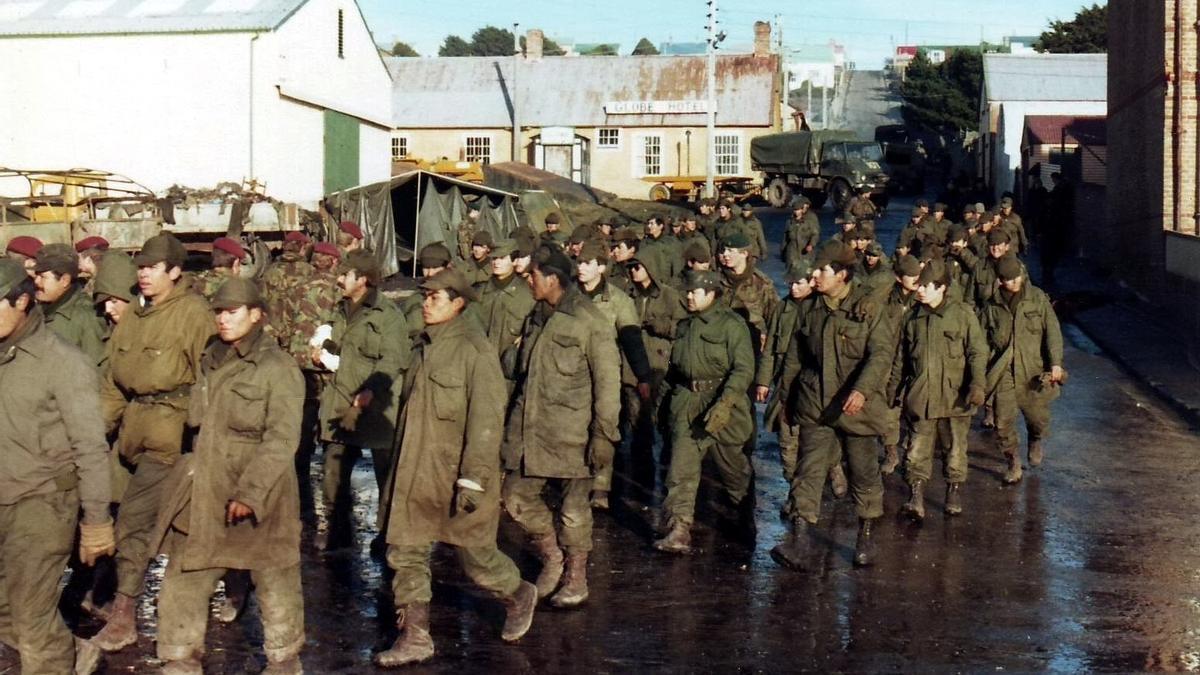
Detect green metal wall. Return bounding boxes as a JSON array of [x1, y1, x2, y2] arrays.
[[324, 110, 360, 194]]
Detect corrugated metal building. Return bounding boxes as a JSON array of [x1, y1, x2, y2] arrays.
[[387, 24, 781, 200], [1020, 116, 1107, 187], [978, 53, 1107, 200]]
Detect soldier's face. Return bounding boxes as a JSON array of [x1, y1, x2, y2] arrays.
[[338, 269, 368, 298], [422, 289, 463, 326], [137, 262, 180, 300], [899, 274, 920, 292], [78, 255, 98, 279], [916, 282, 946, 307], [491, 255, 515, 278], [686, 287, 716, 312], [718, 206, 731, 218], [104, 297, 129, 324], [812, 265, 846, 295], [688, 260, 711, 272], [530, 267, 558, 301], [472, 245, 490, 261], [34, 270, 72, 304], [1001, 276, 1025, 294], [719, 247, 747, 271], [576, 259, 603, 285], [683, 219, 698, 232], [647, 220, 663, 237], [612, 243, 636, 263], [789, 279, 812, 299], [989, 243, 1009, 259], [215, 305, 261, 343], [514, 255, 532, 275], [629, 263, 649, 285], [0, 293, 30, 339]]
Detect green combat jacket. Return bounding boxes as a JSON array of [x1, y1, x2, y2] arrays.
[[630, 278, 687, 376], [721, 263, 779, 353], [888, 297, 988, 420], [42, 283, 106, 367], [757, 294, 804, 431], [782, 212, 820, 268], [477, 274, 536, 380], [154, 327, 303, 571], [387, 315, 507, 548], [665, 303, 755, 446], [979, 284, 1064, 396], [781, 279, 894, 436], [318, 288, 411, 450]]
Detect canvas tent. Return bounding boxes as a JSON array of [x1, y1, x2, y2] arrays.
[[325, 170, 520, 277]]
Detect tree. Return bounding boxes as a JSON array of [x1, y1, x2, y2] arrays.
[[1035, 3, 1107, 53], [390, 41, 419, 57], [899, 49, 981, 131], [631, 38, 659, 56], [581, 43, 619, 56], [438, 35, 472, 56], [469, 25, 517, 56], [519, 35, 567, 56]]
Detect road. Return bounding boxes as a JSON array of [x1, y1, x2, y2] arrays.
[[44, 201, 1200, 672], [838, 69, 903, 139]]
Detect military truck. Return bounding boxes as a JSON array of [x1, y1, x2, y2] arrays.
[[751, 130, 891, 210], [874, 124, 927, 195]]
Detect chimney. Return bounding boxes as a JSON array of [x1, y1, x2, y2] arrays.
[[754, 21, 771, 57], [526, 29, 544, 60]]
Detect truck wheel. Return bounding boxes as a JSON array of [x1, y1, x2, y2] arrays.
[[648, 184, 671, 202], [830, 179, 852, 212], [765, 178, 792, 208]]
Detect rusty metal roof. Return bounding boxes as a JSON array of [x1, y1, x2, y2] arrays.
[[387, 54, 779, 129], [1022, 115, 1107, 146], [0, 0, 310, 37]]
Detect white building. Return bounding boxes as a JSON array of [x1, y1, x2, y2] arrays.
[[0, 0, 392, 207], [978, 53, 1107, 200]]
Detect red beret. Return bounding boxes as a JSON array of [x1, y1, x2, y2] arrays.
[[313, 242, 341, 259], [284, 231, 310, 244], [338, 221, 363, 240], [6, 235, 43, 259], [75, 236, 110, 253], [212, 237, 246, 259]]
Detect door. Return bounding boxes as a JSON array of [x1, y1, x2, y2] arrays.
[[324, 110, 360, 194]]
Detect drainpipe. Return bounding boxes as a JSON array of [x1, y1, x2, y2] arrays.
[[1193, 14, 1200, 234], [1172, 0, 1183, 234]]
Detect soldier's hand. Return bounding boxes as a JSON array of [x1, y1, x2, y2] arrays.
[[755, 385, 770, 403], [1050, 365, 1066, 384], [226, 500, 255, 526], [842, 390, 866, 416], [703, 398, 734, 434], [454, 486, 482, 516], [637, 382, 652, 402], [78, 521, 116, 566], [338, 405, 362, 432], [967, 385, 986, 407]]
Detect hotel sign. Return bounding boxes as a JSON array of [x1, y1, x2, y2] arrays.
[[604, 100, 709, 114]]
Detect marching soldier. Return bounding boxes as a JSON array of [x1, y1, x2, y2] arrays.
[[5, 235, 43, 277], [260, 231, 315, 333], [75, 236, 110, 298], [783, 196, 820, 269], [33, 243, 106, 367], [879, 255, 922, 475], [191, 237, 246, 301], [844, 185, 878, 223], [476, 239, 536, 386], [998, 196, 1029, 255], [717, 232, 778, 354], [738, 203, 769, 261], [539, 212, 569, 249], [640, 215, 683, 282], [466, 231, 494, 286]]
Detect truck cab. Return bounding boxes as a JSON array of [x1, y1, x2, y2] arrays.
[[751, 130, 891, 210]]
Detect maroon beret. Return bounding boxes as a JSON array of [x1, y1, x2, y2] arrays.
[[284, 231, 310, 244], [6, 235, 43, 259], [313, 242, 341, 259], [338, 221, 363, 240], [212, 237, 245, 259], [74, 236, 110, 253]]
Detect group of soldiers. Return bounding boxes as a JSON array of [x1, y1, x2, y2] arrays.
[[0, 189, 1063, 674]]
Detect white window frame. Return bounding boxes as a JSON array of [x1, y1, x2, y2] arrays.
[[632, 133, 664, 177], [597, 127, 621, 150], [391, 133, 410, 160], [714, 132, 742, 176], [462, 134, 493, 165]]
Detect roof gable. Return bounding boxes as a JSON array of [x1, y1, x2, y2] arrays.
[[1023, 115, 1107, 146], [983, 53, 1107, 102], [0, 0, 309, 36]]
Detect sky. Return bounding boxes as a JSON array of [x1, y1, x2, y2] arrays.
[[360, 0, 1102, 67]]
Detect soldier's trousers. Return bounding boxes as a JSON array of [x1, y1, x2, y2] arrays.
[[778, 422, 801, 482], [906, 416, 971, 484], [502, 472, 593, 553], [790, 426, 883, 524], [663, 432, 752, 528], [115, 457, 173, 597], [0, 490, 79, 675], [386, 543, 521, 606], [322, 443, 393, 531], [994, 377, 1053, 457], [595, 382, 661, 493], [157, 533, 303, 664]]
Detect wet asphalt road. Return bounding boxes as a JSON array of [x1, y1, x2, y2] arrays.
[[59, 199, 1200, 673]]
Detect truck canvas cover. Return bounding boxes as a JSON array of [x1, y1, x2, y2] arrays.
[[750, 130, 858, 174]]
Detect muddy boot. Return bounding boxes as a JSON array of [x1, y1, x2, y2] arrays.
[[652, 520, 692, 554], [880, 445, 900, 475], [531, 532, 564, 599], [829, 463, 848, 498], [1002, 453, 1023, 484], [80, 591, 113, 621], [945, 482, 963, 515], [500, 580, 537, 642], [982, 405, 995, 429], [217, 572, 250, 624], [590, 490, 610, 511], [853, 518, 875, 567], [262, 656, 303, 675], [770, 520, 814, 571], [74, 636, 103, 675], [160, 658, 203, 675], [549, 553, 589, 608], [1028, 440, 1044, 467], [373, 603, 435, 668], [89, 592, 138, 652], [901, 480, 926, 521]]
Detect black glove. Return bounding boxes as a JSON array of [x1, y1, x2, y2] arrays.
[[454, 487, 482, 516]]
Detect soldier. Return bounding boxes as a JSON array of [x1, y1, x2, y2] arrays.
[[477, 239, 536, 385], [75, 235, 110, 298], [0, 259, 111, 675], [889, 260, 988, 519], [998, 196, 1029, 255], [465, 231, 494, 286], [738, 203, 769, 260], [770, 241, 892, 570], [944, 224, 977, 302], [711, 202, 740, 254], [640, 215, 682, 282], [971, 229, 1019, 308], [979, 256, 1065, 484], [695, 198, 718, 241], [33, 243, 107, 366], [93, 251, 138, 328], [654, 270, 755, 553], [896, 207, 930, 258], [5, 235, 42, 277], [374, 269, 537, 668], [91, 233, 214, 653], [963, 204, 988, 256], [717, 232, 778, 353], [783, 196, 820, 268], [879, 254, 922, 475], [501, 246, 620, 607], [152, 279, 305, 675], [844, 185, 878, 223], [606, 228, 643, 292], [336, 220, 364, 255], [455, 204, 481, 261], [539, 212, 569, 249], [857, 240, 893, 301], [677, 213, 711, 264], [261, 232, 315, 329], [926, 202, 952, 244], [191, 237, 246, 301], [565, 227, 591, 259], [684, 239, 714, 272]]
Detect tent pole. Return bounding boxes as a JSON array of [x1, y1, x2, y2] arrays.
[[413, 175, 422, 277]]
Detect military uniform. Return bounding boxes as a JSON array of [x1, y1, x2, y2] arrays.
[[783, 210, 820, 268], [626, 263, 687, 476], [844, 195, 878, 223], [190, 268, 233, 301], [153, 319, 305, 672], [757, 291, 806, 485], [639, 232, 683, 284], [714, 214, 768, 260], [42, 283, 106, 367], [879, 277, 918, 472], [476, 273, 536, 383], [720, 263, 778, 351], [261, 251, 316, 344]]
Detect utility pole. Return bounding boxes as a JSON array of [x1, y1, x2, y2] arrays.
[[512, 23, 520, 163], [705, 0, 719, 197]]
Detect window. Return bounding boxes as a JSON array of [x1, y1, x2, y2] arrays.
[[598, 128, 620, 149], [638, 134, 662, 176], [391, 134, 409, 160], [337, 9, 344, 59], [464, 136, 492, 165], [714, 134, 741, 175]]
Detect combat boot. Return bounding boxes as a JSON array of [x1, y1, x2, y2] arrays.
[[853, 518, 876, 567], [373, 603, 435, 668], [829, 463, 848, 498], [89, 592, 138, 652], [590, 489, 610, 511], [160, 658, 203, 675], [217, 572, 249, 624], [982, 405, 995, 428], [74, 636, 102, 675], [945, 482, 963, 515], [880, 445, 900, 475], [1002, 453, 1023, 484], [531, 532, 564, 599], [1028, 440, 1044, 467], [901, 480, 926, 521], [770, 519, 814, 570], [549, 553, 589, 608], [500, 580, 537, 642], [80, 590, 113, 621], [652, 520, 692, 554]]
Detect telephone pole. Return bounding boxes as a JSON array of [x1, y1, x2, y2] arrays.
[[512, 23, 520, 163], [705, 0, 724, 197]]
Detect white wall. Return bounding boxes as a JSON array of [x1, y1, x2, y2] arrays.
[[991, 100, 1107, 198]]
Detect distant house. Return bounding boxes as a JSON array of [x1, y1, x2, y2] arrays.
[[0, 0, 393, 206], [1020, 116, 1107, 189], [979, 53, 1107, 200]]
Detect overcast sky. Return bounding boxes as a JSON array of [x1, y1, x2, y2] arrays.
[[361, 0, 1102, 67]]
